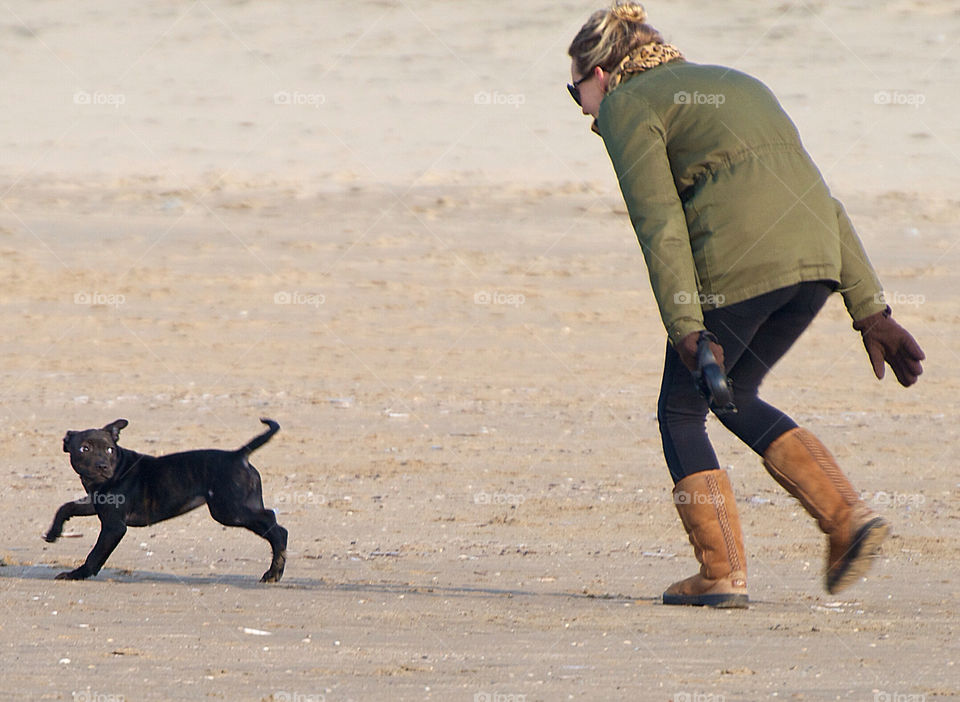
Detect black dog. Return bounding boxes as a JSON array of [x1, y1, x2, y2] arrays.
[[45, 418, 287, 582]]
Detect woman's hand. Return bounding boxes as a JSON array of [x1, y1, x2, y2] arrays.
[[677, 330, 724, 373], [852, 308, 925, 386]]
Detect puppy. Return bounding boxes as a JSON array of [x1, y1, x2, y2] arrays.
[[45, 418, 287, 582]]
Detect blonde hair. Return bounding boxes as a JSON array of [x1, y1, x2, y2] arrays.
[[568, 2, 665, 75]]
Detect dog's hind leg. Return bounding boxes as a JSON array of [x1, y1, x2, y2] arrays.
[[207, 499, 287, 583], [250, 511, 287, 583]]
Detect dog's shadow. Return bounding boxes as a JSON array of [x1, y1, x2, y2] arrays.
[[0, 563, 655, 603]]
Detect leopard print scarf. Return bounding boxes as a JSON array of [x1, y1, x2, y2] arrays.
[[607, 42, 684, 92], [591, 42, 684, 135]]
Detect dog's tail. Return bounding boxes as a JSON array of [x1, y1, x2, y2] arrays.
[[238, 418, 280, 456]]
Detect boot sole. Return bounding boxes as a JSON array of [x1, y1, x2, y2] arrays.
[[662, 592, 749, 609], [827, 517, 890, 594]]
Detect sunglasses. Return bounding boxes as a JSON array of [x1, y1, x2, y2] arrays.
[[567, 69, 596, 107]]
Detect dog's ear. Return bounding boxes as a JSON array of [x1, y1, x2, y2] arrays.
[[102, 419, 128, 442], [62, 431, 76, 453]]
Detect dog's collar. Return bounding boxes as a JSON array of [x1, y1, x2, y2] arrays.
[[107, 449, 141, 484]]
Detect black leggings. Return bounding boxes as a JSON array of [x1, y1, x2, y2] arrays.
[[658, 281, 834, 484]]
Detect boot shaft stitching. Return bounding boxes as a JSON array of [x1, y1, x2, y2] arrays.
[[795, 429, 860, 506], [705, 471, 742, 574]]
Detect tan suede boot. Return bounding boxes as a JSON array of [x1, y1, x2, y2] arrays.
[[763, 427, 890, 594], [663, 469, 749, 608]]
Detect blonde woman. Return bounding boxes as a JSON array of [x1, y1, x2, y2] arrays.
[[568, 3, 924, 607]]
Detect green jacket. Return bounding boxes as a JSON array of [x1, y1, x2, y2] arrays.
[[597, 60, 886, 345]]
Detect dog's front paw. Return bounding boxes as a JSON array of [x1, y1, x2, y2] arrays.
[[43, 531, 60, 543], [55, 568, 88, 580]]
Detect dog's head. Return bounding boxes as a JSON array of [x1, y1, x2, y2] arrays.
[[62, 419, 128, 490]]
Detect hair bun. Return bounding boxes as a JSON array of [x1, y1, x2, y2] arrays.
[[610, 2, 647, 24]]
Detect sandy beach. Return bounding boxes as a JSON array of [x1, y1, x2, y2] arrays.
[[1, 1, 959, 700]]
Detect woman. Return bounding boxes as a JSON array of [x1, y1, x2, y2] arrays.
[[568, 3, 925, 608]]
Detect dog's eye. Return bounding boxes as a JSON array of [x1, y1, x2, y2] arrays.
[[80, 445, 90, 453], [106, 447, 113, 454]]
